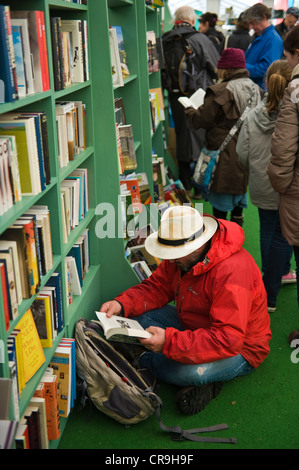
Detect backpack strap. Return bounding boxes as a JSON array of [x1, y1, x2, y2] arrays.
[[144, 390, 237, 444]]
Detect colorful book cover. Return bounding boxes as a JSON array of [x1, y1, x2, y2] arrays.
[[15, 309, 45, 384]]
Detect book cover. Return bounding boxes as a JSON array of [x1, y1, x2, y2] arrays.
[[15, 309, 46, 384], [60, 19, 84, 83], [109, 27, 123, 88], [40, 374, 60, 440], [118, 124, 137, 171], [11, 24, 26, 98], [112, 26, 130, 80], [31, 295, 53, 348], [10, 18, 35, 96], [120, 176, 142, 214]]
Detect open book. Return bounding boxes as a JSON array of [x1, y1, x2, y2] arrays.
[[95, 311, 152, 343], [178, 88, 206, 109]]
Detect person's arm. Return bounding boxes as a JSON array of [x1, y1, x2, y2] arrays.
[[111, 260, 178, 318]]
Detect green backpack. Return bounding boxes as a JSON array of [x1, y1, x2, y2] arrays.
[[75, 318, 236, 443]]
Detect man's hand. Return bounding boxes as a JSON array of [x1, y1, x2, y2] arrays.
[[99, 300, 122, 318], [139, 326, 166, 353]]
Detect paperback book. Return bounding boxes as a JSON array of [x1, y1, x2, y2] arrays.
[[95, 311, 152, 343]]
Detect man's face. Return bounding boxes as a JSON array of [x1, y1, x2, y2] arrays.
[[248, 17, 269, 35], [170, 244, 208, 273]]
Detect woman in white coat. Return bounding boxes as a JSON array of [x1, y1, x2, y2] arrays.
[[237, 60, 295, 312]]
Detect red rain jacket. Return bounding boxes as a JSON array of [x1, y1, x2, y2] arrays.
[[116, 218, 271, 368]]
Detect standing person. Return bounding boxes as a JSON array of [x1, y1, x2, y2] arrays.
[[242, 3, 283, 90], [222, 12, 252, 52], [237, 60, 295, 313], [100, 206, 271, 415], [275, 7, 299, 39], [185, 48, 261, 225], [267, 25, 299, 309], [162, 6, 219, 199], [198, 12, 225, 53]]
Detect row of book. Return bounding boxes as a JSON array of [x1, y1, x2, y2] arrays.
[[0, 7, 50, 103], [50, 17, 89, 92], [1, 205, 53, 331], [0, 111, 50, 208], [16, 339, 76, 448], [65, 230, 90, 306], [56, 100, 87, 168], [149, 87, 165, 135], [61, 169, 89, 242], [146, 30, 163, 74]]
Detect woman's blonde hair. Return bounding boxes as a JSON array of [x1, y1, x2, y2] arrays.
[[266, 60, 293, 114]]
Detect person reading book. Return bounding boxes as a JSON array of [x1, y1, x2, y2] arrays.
[[100, 206, 271, 415]]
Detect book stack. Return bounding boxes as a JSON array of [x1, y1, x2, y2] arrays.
[[60, 169, 89, 242], [56, 100, 87, 167], [34, 370, 60, 442], [0, 111, 50, 200], [0, 6, 50, 103], [31, 272, 64, 349], [7, 310, 46, 399], [50, 17, 89, 91], [65, 230, 90, 305]]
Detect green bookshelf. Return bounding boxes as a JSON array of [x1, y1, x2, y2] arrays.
[[0, 0, 165, 448]]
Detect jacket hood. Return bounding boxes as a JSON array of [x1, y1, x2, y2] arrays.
[[251, 95, 278, 134], [292, 63, 299, 79], [192, 218, 244, 275]]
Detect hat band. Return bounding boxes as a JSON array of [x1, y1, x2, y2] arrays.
[[158, 226, 204, 247]]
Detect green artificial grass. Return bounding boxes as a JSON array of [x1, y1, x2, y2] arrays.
[[58, 198, 299, 450]]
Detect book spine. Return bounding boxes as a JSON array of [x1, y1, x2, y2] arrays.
[[4, 6, 19, 100], [35, 11, 47, 92], [50, 17, 61, 91], [0, 6, 16, 102]]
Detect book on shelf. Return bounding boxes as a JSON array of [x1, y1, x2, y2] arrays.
[[152, 158, 164, 202], [0, 250, 19, 321], [146, 30, 160, 73], [120, 175, 142, 214], [109, 26, 124, 88], [46, 272, 64, 333], [7, 329, 25, 394], [10, 10, 50, 93], [49, 345, 72, 417], [9, 361, 20, 422], [14, 422, 30, 449], [59, 338, 76, 408], [10, 18, 35, 96], [0, 419, 18, 449], [178, 88, 206, 109], [95, 311, 152, 343], [129, 244, 161, 273], [114, 97, 126, 125], [112, 26, 130, 81], [0, 378, 12, 420], [118, 124, 137, 171], [68, 244, 84, 287], [38, 373, 60, 441], [149, 87, 165, 122], [60, 19, 86, 84], [0, 262, 11, 331], [0, 5, 18, 103], [0, 240, 22, 306], [131, 260, 152, 281], [11, 23, 26, 98], [31, 294, 54, 349], [65, 255, 82, 296], [29, 397, 49, 449], [23, 405, 42, 449], [15, 309, 46, 384], [0, 135, 22, 206]]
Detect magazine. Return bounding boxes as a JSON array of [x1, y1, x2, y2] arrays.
[[95, 311, 152, 342]]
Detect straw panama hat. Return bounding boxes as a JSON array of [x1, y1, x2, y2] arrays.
[[145, 206, 218, 260]]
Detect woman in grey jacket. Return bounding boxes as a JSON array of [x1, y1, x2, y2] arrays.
[[237, 60, 294, 312]]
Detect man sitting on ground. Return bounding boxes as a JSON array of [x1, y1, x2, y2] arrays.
[[100, 206, 271, 415]]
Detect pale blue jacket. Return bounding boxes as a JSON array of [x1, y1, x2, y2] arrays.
[[245, 25, 283, 90]]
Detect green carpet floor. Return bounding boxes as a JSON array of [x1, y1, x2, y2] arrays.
[[58, 198, 299, 450]]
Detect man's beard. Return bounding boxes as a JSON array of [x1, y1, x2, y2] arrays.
[[174, 251, 203, 273]]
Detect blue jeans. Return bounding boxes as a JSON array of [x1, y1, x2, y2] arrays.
[[258, 208, 293, 305], [136, 305, 254, 387]]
